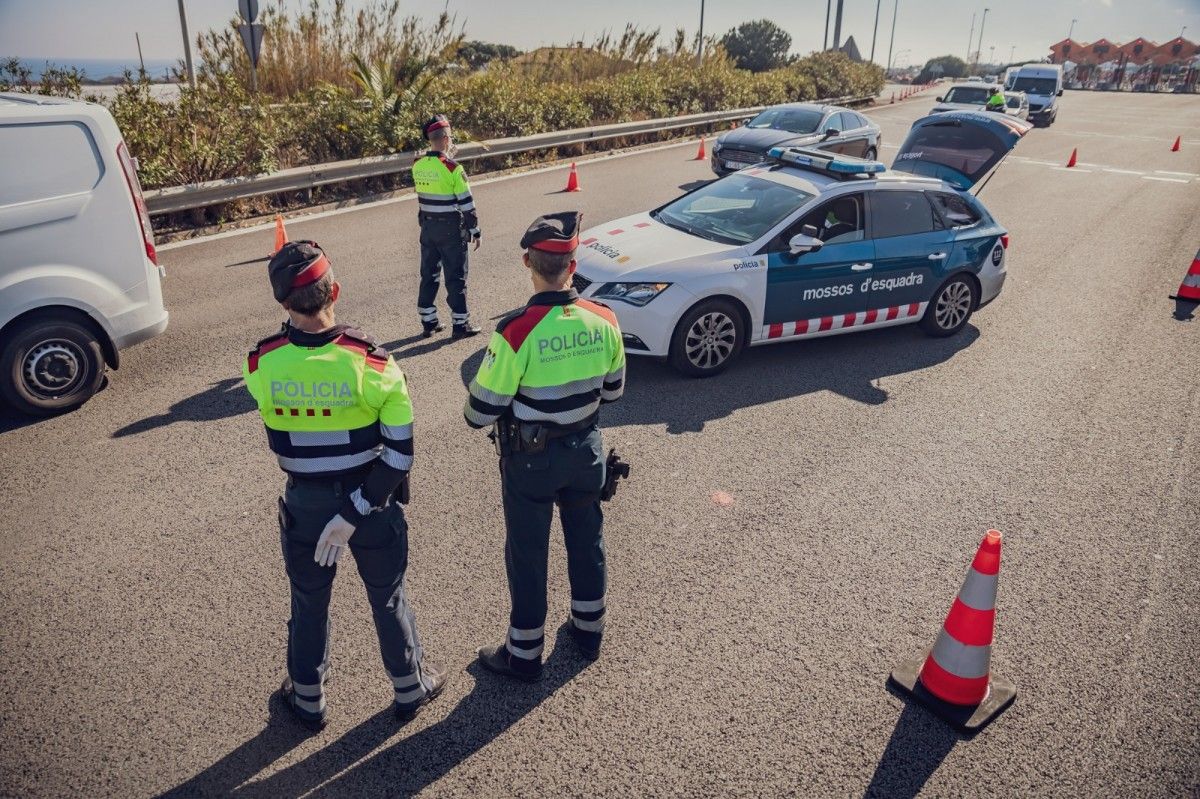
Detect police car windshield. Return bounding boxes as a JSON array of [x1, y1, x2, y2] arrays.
[[1011, 77, 1057, 95], [652, 174, 813, 245], [943, 87, 991, 104], [746, 107, 824, 134]]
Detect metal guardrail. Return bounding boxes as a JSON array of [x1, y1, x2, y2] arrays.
[[144, 94, 874, 215]]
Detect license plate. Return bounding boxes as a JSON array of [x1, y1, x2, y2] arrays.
[[725, 160, 750, 170]]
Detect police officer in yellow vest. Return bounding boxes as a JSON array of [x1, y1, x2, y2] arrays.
[[243, 241, 447, 730], [464, 212, 626, 681], [412, 114, 481, 340]]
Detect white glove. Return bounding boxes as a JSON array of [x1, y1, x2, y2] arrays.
[[314, 514, 356, 567]]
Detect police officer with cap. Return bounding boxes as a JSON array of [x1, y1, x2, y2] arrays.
[[464, 213, 626, 680], [412, 113, 482, 340], [243, 240, 447, 730]]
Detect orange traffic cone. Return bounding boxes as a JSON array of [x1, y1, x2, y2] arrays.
[[695, 136, 707, 160], [271, 214, 288, 256], [1171, 135, 1181, 152], [1065, 148, 1078, 168], [1170, 248, 1200, 320], [564, 162, 580, 192], [889, 530, 1016, 733], [890, 92, 895, 104]]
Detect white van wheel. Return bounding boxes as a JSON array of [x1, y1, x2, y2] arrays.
[[1, 316, 106, 416]]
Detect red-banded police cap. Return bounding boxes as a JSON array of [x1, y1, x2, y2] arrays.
[[520, 211, 582, 254], [268, 240, 331, 303], [423, 114, 451, 140]]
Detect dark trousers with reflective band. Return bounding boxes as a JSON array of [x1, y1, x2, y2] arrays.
[[417, 217, 469, 325], [278, 476, 431, 720], [501, 426, 607, 668]]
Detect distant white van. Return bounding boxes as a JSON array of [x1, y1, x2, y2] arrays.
[[0, 93, 167, 415], [1009, 64, 1064, 126]]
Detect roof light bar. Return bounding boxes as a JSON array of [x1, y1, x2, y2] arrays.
[[766, 146, 887, 177]]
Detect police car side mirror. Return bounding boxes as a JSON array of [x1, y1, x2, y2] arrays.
[[936, 95, 944, 102], [789, 232, 823, 255]]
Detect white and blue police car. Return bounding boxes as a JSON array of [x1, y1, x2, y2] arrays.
[[572, 111, 1032, 376]]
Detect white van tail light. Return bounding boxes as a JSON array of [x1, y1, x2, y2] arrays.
[[116, 141, 158, 266]]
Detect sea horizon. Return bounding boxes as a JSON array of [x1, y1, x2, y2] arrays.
[[8, 56, 181, 82]]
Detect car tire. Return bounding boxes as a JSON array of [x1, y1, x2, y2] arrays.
[[668, 298, 746, 377], [0, 314, 107, 416], [864, 147, 878, 161], [919, 275, 978, 338]]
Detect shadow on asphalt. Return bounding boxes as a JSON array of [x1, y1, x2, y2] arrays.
[[459, 324, 979, 434], [862, 700, 963, 798], [158, 625, 590, 798], [111, 377, 255, 438]]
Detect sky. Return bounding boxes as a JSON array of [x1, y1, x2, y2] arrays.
[[2, 0, 1198, 70]]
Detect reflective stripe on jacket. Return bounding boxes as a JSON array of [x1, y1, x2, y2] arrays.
[[412, 151, 479, 236]]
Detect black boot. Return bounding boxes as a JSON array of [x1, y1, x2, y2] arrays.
[[477, 643, 543, 682], [279, 676, 328, 732], [568, 619, 602, 661], [451, 322, 482, 340], [421, 320, 445, 339], [394, 660, 449, 723]]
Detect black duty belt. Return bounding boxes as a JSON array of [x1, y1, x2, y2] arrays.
[[418, 211, 463, 225], [490, 415, 597, 456]]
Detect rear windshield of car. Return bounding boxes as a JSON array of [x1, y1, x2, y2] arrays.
[[651, 173, 814, 246], [746, 107, 824, 134], [897, 122, 1002, 182], [1005, 95, 1023, 108], [1011, 76, 1057, 95], [942, 87, 991, 104]]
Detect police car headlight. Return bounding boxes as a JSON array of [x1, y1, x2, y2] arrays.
[[593, 282, 671, 306]]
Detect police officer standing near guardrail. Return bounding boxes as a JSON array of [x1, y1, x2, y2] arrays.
[[464, 212, 629, 681], [243, 241, 447, 730], [412, 114, 481, 340]]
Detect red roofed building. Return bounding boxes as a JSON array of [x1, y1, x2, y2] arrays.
[[1048, 36, 1197, 91]]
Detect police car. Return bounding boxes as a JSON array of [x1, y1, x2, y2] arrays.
[[572, 111, 1031, 376]]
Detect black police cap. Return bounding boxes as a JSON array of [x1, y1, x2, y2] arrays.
[[520, 211, 582, 253], [267, 240, 330, 303], [423, 114, 451, 140]]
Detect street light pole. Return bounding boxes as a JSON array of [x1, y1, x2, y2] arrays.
[[832, 0, 845, 51], [975, 7, 990, 69], [824, 0, 832, 50], [1067, 18, 1077, 41], [1009, 45, 1015, 64], [989, 45, 995, 66], [176, 0, 195, 88], [966, 12, 976, 63], [696, 0, 705, 65], [870, 0, 882, 63], [886, 0, 899, 77]]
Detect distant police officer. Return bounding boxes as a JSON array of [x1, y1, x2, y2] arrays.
[[464, 212, 626, 680], [986, 87, 1006, 112], [412, 114, 481, 340], [243, 241, 447, 730]]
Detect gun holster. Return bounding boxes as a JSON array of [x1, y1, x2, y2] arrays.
[[600, 448, 631, 501], [396, 475, 411, 505]]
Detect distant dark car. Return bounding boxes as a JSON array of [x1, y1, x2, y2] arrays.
[[710, 103, 882, 177]]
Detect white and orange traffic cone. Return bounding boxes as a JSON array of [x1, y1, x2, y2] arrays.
[[563, 162, 580, 192], [1170, 248, 1200, 321], [889, 530, 1016, 733], [271, 214, 288, 257], [695, 136, 707, 160], [1065, 148, 1078, 168]]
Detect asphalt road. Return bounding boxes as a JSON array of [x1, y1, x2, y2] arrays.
[[2, 89, 1198, 798]]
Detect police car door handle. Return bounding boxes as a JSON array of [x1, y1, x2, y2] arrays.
[[928, 252, 948, 260], [850, 262, 873, 271]]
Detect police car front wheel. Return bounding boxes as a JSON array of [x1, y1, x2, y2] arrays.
[[0, 315, 107, 416], [668, 298, 746, 377], [919, 275, 978, 337]]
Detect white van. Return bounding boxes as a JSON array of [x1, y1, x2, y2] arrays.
[[0, 93, 167, 415], [1009, 64, 1063, 126]]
